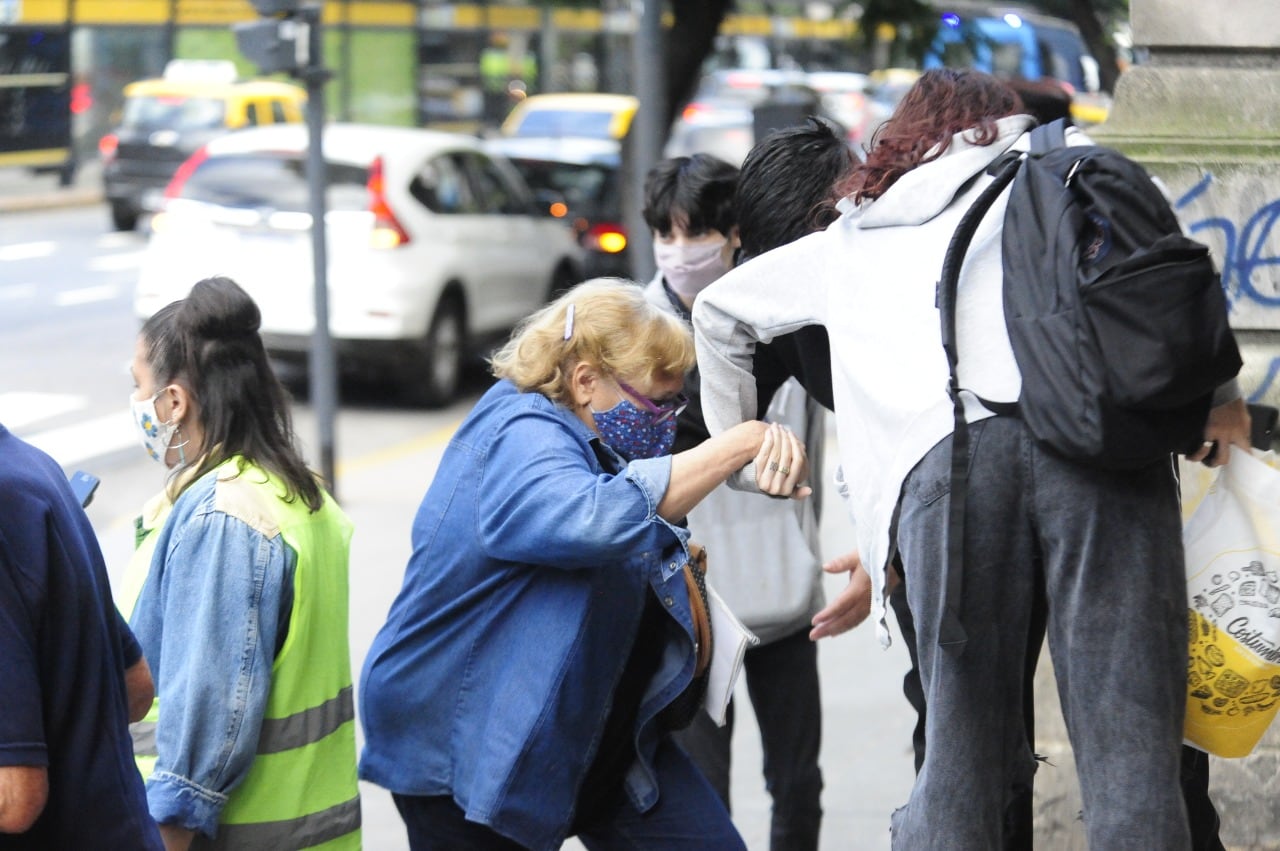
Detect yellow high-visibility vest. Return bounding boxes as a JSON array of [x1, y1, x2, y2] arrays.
[[122, 459, 360, 850]]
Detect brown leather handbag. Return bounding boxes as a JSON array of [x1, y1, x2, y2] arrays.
[[659, 542, 714, 732], [683, 543, 713, 678]]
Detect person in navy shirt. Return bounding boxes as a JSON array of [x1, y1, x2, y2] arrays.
[[0, 424, 163, 850]]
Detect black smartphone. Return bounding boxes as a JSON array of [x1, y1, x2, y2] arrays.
[[1248, 403, 1279, 451], [69, 470, 100, 508]]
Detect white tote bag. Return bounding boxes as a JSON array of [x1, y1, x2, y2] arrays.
[[1181, 450, 1280, 757]]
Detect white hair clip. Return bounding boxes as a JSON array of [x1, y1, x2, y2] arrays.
[[563, 303, 575, 341]]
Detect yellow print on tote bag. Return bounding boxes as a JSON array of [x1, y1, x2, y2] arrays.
[[1181, 450, 1280, 758]]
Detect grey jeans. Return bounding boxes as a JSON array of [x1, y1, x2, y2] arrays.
[[889, 416, 1191, 850]]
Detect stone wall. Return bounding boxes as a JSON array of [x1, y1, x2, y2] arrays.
[[1034, 0, 1280, 847]]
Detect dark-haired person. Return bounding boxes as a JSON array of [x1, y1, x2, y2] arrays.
[[640, 153, 742, 455], [0, 427, 163, 850], [642, 141, 864, 851], [121, 276, 360, 851], [693, 68, 1251, 848]]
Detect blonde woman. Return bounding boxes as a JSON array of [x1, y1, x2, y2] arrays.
[[359, 279, 808, 851]]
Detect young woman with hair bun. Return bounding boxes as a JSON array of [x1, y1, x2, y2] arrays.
[[122, 275, 360, 851]]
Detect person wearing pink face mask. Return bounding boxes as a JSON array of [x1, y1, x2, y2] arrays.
[[641, 154, 741, 455], [642, 153, 847, 851]]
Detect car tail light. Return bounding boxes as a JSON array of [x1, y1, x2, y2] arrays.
[[681, 102, 709, 122], [164, 145, 209, 199], [583, 222, 627, 254], [98, 133, 118, 163], [367, 155, 410, 249]]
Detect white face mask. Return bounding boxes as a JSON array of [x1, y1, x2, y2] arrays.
[[654, 237, 730, 300], [129, 390, 181, 465]]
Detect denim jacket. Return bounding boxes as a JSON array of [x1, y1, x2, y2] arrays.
[[128, 466, 296, 836], [358, 380, 701, 851]]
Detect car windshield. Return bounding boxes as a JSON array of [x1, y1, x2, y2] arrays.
[[123, 95, 227, 132], [507, 160, 616, 215], [512, 109, 616, 139], [178, 153, 369, 212]]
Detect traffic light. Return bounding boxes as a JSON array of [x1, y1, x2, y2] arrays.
[[235, 0, 305, 76]]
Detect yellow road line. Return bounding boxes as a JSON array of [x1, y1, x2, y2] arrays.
[[335, 419, 461, 478]]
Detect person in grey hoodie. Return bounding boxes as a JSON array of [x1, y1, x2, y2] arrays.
[[640, 143, 866, 851], [692, 69, 1252, 849]]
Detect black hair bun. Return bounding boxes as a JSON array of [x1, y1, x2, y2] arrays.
[[182, 275, 263, 340]]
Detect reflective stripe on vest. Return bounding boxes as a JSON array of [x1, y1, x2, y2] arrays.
[[193, 795, 361, 851], [256, 685, 354, 755]]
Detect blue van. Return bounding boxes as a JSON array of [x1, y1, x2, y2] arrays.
[[924, 3, 1108, 121]]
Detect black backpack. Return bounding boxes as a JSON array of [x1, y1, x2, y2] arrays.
[[933, 119, 1242, 648]]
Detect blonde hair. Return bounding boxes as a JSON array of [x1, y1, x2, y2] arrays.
[[490, 278, 695, 405]]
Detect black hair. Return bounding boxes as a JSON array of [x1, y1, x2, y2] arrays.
[[735, 117, 856, 260], [141, 276, 323, 511], [642, 153, 739, 238]]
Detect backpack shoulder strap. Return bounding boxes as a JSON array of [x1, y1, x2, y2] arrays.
[[935, 152, 1022, 651], [1029, 118, 1068, 155]]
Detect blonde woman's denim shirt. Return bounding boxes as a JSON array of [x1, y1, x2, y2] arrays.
[[129, 469, 296, 838], [358, 380, 701, 851]]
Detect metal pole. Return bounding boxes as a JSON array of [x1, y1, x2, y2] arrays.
[[626, 0, 663, 282], [165, 0, 178, 63], [300, 5, 338, 498], [339, 0, 352, 122]]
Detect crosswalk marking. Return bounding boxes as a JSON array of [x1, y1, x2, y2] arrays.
[[0, 241, 56, 261], [24, 409, 138, 469], [0, 283, 36, 301], [87, 252, 143, 273], [0, 392, 88, 431], [55, 284, 120, 307], [95, 233, 142, 250]]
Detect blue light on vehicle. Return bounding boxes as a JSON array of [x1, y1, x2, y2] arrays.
[[1003, 13, 1023, 28], [941, 12, 961, 27]]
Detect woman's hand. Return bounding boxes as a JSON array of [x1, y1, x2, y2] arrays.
[[753, 422, 811, 499]]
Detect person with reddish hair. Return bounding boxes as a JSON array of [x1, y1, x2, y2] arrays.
[[692, 68, 1251, 848]]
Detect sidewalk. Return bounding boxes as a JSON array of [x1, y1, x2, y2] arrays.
[[0, 159, 103, 213]]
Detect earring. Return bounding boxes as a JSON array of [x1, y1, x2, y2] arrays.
[[170, 423, 189, 466]]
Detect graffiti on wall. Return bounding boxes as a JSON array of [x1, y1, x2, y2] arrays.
[[1176, 173, 1280, 311], [1175, 174, 1280, 402]]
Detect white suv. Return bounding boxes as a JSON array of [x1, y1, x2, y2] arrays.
[[135, 123, 584, 405]]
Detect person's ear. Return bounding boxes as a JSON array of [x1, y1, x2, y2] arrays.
[[159, 383, 193, 426], [722, 226, 741, 268], [569, 361, 599, 409]]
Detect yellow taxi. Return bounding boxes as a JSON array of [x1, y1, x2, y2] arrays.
[[99, 60, 305, 231], [500, 92, 638, 141]]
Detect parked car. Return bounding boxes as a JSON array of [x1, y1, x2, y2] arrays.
[[665, 68, 841, 165], [99, 60, 305, 232], [500, 92, 638, 140], [806, 71, 874, 146], [484, 136, 627, 278], [134, 123, 584, 406]]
